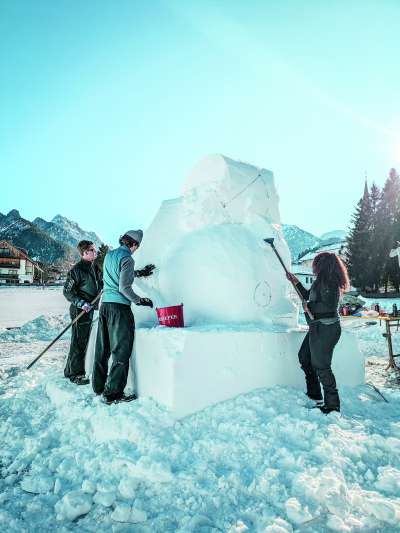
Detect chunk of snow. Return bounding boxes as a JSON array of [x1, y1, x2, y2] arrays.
[[130, 508, 147, 523], [118, 477, 139, 499], [375, 466, 400, 494], [93, 490, 116, 507], [111, 503, 132, 522], [55, 490, 92, 521], [264, 517, 293, 532], [284, 497, 312, 524], [81, 479, 96, 494], [20, 475, 54, 494]]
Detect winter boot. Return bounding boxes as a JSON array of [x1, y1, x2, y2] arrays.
[[117, 393, 138, 403], [319, 405, 340, 415], [71, 375, 90, 386], [102, 393, 138, 405], [304, 393, 324, 408]]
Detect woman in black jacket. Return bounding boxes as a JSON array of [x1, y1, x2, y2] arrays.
[[287, 252, 350, 414]]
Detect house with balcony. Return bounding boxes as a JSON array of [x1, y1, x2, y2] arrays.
[[0, 241, 44, 284]]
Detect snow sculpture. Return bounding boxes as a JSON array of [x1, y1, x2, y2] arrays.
[[134, 154, 297, 327], [85, 154, 364, 418]]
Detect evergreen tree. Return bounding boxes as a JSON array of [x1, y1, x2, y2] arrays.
[[367, 182, 383, 291], [346, 181, 373, 290], [378, 168, 400, 291], [95, 244, 109, 272]]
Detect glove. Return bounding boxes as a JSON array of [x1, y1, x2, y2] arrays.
[[82, 302, 93, 313], [135, 264, 156, 278], [137, 297, 153, 308]]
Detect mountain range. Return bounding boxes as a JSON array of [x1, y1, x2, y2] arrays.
[[0, 209, 345, 266], [281, 225, 346, 261], [0, 210, 102, 265]]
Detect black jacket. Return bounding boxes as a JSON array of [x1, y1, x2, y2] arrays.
[[63, 260, 103, 308], [296, 280, 339, 319]]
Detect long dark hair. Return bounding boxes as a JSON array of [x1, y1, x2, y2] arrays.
[[312, 252, 350, 294]]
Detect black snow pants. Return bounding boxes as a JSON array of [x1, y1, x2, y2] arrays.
[[92, 302, 135, 400], [64, 305, 93, 379], [298, 321, 341, 409]]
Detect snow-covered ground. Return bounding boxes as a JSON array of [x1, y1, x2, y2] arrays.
[[1, 291, 400, 532], [0, 286, 67, 329]]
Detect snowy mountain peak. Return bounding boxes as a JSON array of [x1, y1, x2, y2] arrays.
[[282, 224, 347, 261], [7, 209, 21, 219], [0, 210, 102, 264], [52, 214, 72, 226], [50, 214, 102, 247], [320, 230, 346, 241], [281, 224, 321, 260]]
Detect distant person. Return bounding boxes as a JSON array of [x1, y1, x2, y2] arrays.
[[63, 240, 103, 385], [92, 230, 155, 404], [286, 252, 350, 414]]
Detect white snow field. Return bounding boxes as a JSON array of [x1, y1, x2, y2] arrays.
[[0, 299, 400, 532], [0, 286, 67, 329]]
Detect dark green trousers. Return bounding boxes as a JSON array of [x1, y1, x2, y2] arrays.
[[64, 305, 93, 379], [298, 321, 341, 409], [92, 302, 135, 400]]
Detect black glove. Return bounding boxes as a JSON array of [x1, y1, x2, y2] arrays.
[[135, 264, 156, 278], [137, 297, 153, 308]]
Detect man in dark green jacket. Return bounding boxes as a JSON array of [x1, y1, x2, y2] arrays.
[[63, 240, 103, 385], [92, 230, 154, 404]]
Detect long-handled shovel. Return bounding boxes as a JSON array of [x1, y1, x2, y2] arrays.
[[264, 238, 314, 321], [26, 291, 103, 370]]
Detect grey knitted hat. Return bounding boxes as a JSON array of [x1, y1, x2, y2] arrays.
[[124, 230, 143, 244]]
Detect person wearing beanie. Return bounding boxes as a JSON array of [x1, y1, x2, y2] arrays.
[[92, 230, 155, 404]]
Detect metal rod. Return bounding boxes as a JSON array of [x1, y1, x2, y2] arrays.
[[366, 382, 389, 403], [385, 319, 400, 371], [264, 238, 314, 321], [26, 291, 102, 370]]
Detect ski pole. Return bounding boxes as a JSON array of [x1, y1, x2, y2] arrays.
[[264, 238, 314, 321], [26, 291, 103, 370]]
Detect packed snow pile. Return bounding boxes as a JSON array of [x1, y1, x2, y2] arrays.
[[0, 314, 69, 343]]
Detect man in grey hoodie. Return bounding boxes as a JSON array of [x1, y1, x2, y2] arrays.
[[92, 230, 154, 404]]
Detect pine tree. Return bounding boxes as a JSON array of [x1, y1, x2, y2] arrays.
[[367, 182, 383, 291], [95, 244, 109, 272], [346, 181, 373, 290], [379, 168, 400, 291]]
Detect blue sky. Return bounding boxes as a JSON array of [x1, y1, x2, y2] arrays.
[[1, 0, 399, 246]]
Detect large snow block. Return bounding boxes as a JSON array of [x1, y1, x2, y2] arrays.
[[133, 326, 364, 418]]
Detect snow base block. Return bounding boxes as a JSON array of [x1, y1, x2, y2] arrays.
[[133, 327, 364, 418]]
